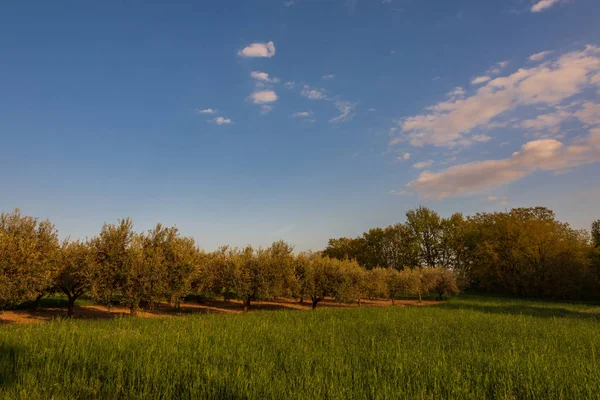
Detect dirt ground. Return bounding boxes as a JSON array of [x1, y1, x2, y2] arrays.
[[0, 297, 440, 325]]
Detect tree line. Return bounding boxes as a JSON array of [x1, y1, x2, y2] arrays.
[[0, 209, 458, 316], [324, 206, 600, 300]]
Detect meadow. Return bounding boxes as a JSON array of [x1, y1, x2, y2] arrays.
[[1, 296, 600, 399]]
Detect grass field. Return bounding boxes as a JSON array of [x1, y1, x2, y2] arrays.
[[1, 296, 600, 399]]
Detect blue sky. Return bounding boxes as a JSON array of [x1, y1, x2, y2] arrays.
[[1, 0, 599, 250]]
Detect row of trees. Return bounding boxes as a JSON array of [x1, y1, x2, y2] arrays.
[[324, 206, 600, 300], [0, 209, 458, 315]]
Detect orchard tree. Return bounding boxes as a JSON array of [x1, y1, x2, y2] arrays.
[[386, 268, 419, 305], [295, 253, 340, 309], [90, 218, 145, 315], [0, 209, 59, 309], [335, 259, 368, 306], [57, 240, 96, 316], [430, 267, 459, 300]]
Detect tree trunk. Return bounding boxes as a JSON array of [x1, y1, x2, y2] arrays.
[[418, 291, 422, 303], [299, 297, 304, 304], [357, 297, 362, 307], [311, 297, 319, 310], [32, 294, 44, 310], [67, 295, 76, 317], [391, 297, 395, 306], [243, 297, 251, 312], [130, 304, 138, 316]]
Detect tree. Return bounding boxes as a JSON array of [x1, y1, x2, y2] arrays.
[[386, 268, 419, 304], [380, 223, 420, 270], [57, 240, 95, 316], [367, 267, 389, 299], [592, 220, 600, 249], [295, 253, 340, 309], [90, 218, 144, 315], [0, 209, 59, 309], [405, 206, 443, 268], [429, 267, 459, 300], [334, 259, 368, 306], [143, 225, 200, 309]]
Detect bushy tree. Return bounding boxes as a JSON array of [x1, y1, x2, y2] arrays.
[[295, 253, 340, 309], [56, 240, 95, 316], [0, 209, 59, 309], [334, 259, 368, 305], [90, 218, 145, 315]]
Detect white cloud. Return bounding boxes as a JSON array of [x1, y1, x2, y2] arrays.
[[382, 0, 392, 3], [395, 45, 600, 148], [283, 0, 295, 6], [413, 160, 434, 169], [531, 0, 561, 12], [213, 116, 232, 125], [322, 74, 336, 80], [389, 190, 410, 195], [529, 50, 553, 61], [284, 81, 296, 89], [574, 102, 600, 126], [471, 76, 491, 85], [483, 196, 508, 202], [446, 86, 466, 98], [487, 61, 510, 75], [292, 111, 312, 118], [409, 133, 600, 198], [238, 41, 276, 58], [250, 71, 280, 83], [250, 90, 278, 104], [397, 152, 411, 161], [301, 86, 327, 100], [329, 101, 356, 123], [520, 110, 571, 131], [368, 108, 376, 112], [197, 108, 216, 114]]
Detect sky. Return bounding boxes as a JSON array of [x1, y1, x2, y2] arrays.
[[1, 0, 600, 251]]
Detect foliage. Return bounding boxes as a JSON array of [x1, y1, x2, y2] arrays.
[[0, 209, 59, 309]]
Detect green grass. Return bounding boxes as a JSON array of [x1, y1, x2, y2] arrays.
[[1, 296, 600, 399]]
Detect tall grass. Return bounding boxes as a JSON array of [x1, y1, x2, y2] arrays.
[[1, 296, 600, 399]]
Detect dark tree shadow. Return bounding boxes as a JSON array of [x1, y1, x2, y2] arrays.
[[0, 343, 22, 389], [439, 301, 600, 320]]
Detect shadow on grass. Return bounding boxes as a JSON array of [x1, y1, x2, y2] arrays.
[[0, 343, 22, 389], [439, 300, 600, 320]]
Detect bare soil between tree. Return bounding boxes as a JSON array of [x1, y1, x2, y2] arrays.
[[0, 297, 440, 325]]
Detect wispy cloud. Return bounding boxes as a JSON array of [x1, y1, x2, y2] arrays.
[[283, 0, 295, 7], [413, 160, 434, 169], [238, 41, 276, 58], [329, 101, 356, 123], [301, 85, 327, 100], [292, 111, 312, 118], [197, 108, 216, 114], [213, 116, 232, 125], [529, 50, 553, 61], [409, 133, 600, 198], [250, 71, 280, 83], [397, 152, 411, 161], [322, 74, 336, 80], [531, 0, 562, 13], [393, 45, 600, 148], [471, 76, 491, 85]]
